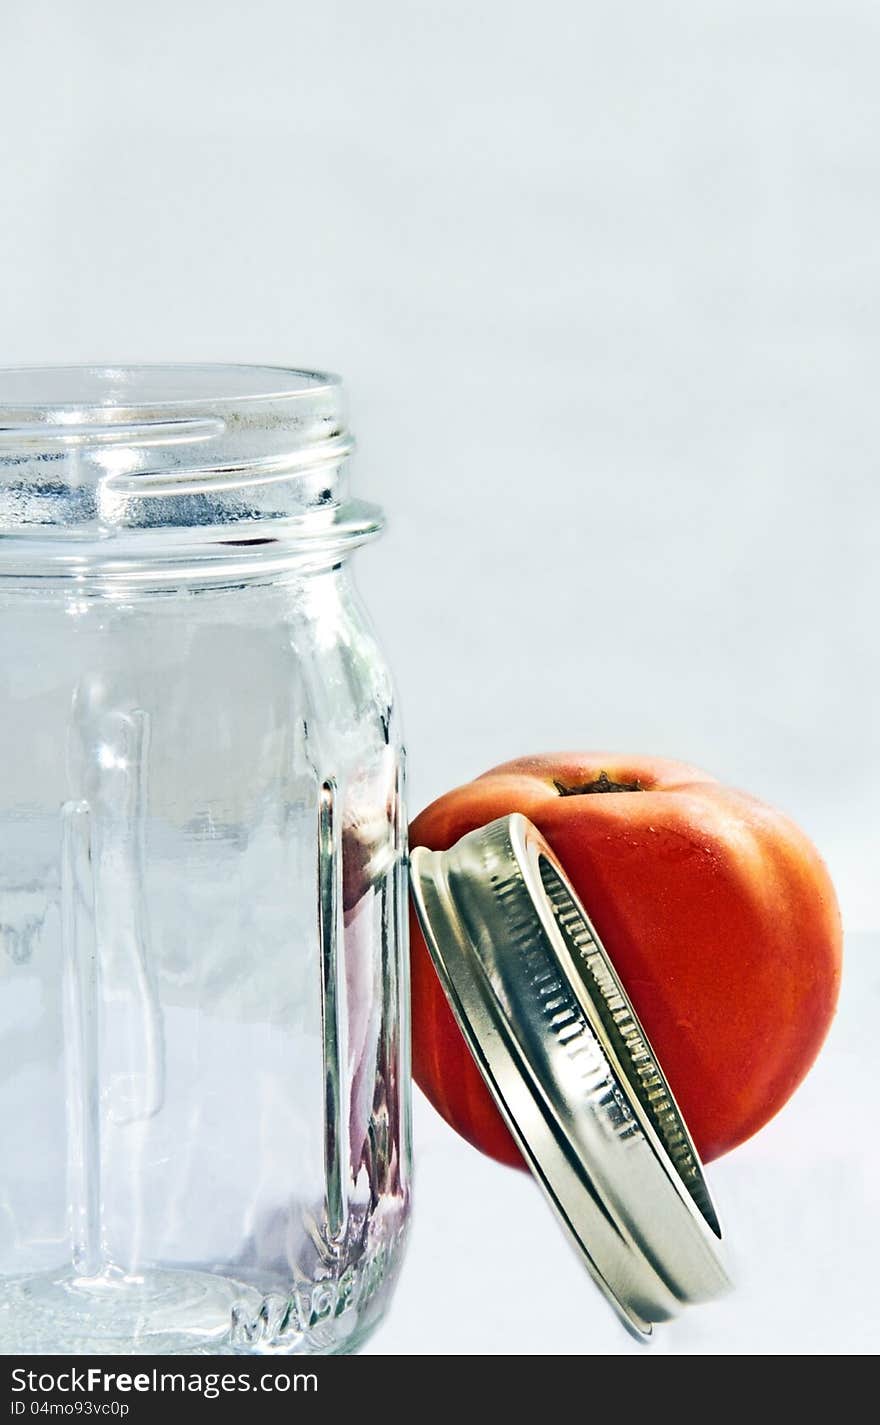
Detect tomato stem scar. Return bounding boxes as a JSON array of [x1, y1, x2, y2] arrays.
[[553, 771, 644, 796]]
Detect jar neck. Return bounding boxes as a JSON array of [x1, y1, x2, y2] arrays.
[[0, 364, 383, 585]]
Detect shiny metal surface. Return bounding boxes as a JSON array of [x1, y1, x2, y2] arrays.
[[410, 813, 731, 1338]]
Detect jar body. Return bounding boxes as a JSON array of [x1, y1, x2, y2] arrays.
[[0, 559, 411, 1354]]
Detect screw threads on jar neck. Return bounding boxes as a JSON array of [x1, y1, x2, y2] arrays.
[[0, 365, 382, 583]]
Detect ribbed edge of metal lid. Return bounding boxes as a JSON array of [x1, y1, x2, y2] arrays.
[[410, 813, 730, 1339]]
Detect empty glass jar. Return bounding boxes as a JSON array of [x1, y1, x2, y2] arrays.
[[0, 365, 411, 1354]]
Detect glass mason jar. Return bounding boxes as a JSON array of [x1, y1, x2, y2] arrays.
[[0, 365, 412, 1355]]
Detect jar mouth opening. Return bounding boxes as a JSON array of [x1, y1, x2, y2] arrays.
[[0, 363, 342, 415]]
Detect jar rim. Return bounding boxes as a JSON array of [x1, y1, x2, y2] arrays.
[[0, 363, 342, 414]]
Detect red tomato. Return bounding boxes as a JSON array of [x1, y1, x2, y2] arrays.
[[409, 753, 842, 1166]]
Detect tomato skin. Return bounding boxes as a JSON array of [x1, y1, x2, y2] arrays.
[[408, 753, 842, 1167]]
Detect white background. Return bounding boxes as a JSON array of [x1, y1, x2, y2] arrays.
[[367, 936, 878, 1355], [2, 1, 877, 1354]]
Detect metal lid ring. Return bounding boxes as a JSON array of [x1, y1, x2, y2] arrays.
[[410, 813, 731, 1338]]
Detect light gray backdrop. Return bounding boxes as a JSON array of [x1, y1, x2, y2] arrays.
[[2, 1, 876, 928], [2, 0, 877, 1354]]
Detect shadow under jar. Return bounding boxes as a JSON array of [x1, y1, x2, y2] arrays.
[[0, 365, 412, 1355]]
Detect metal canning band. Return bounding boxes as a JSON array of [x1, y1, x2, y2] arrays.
[[536, 854, 719, 1231], [409, 813, 730, 1338]]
